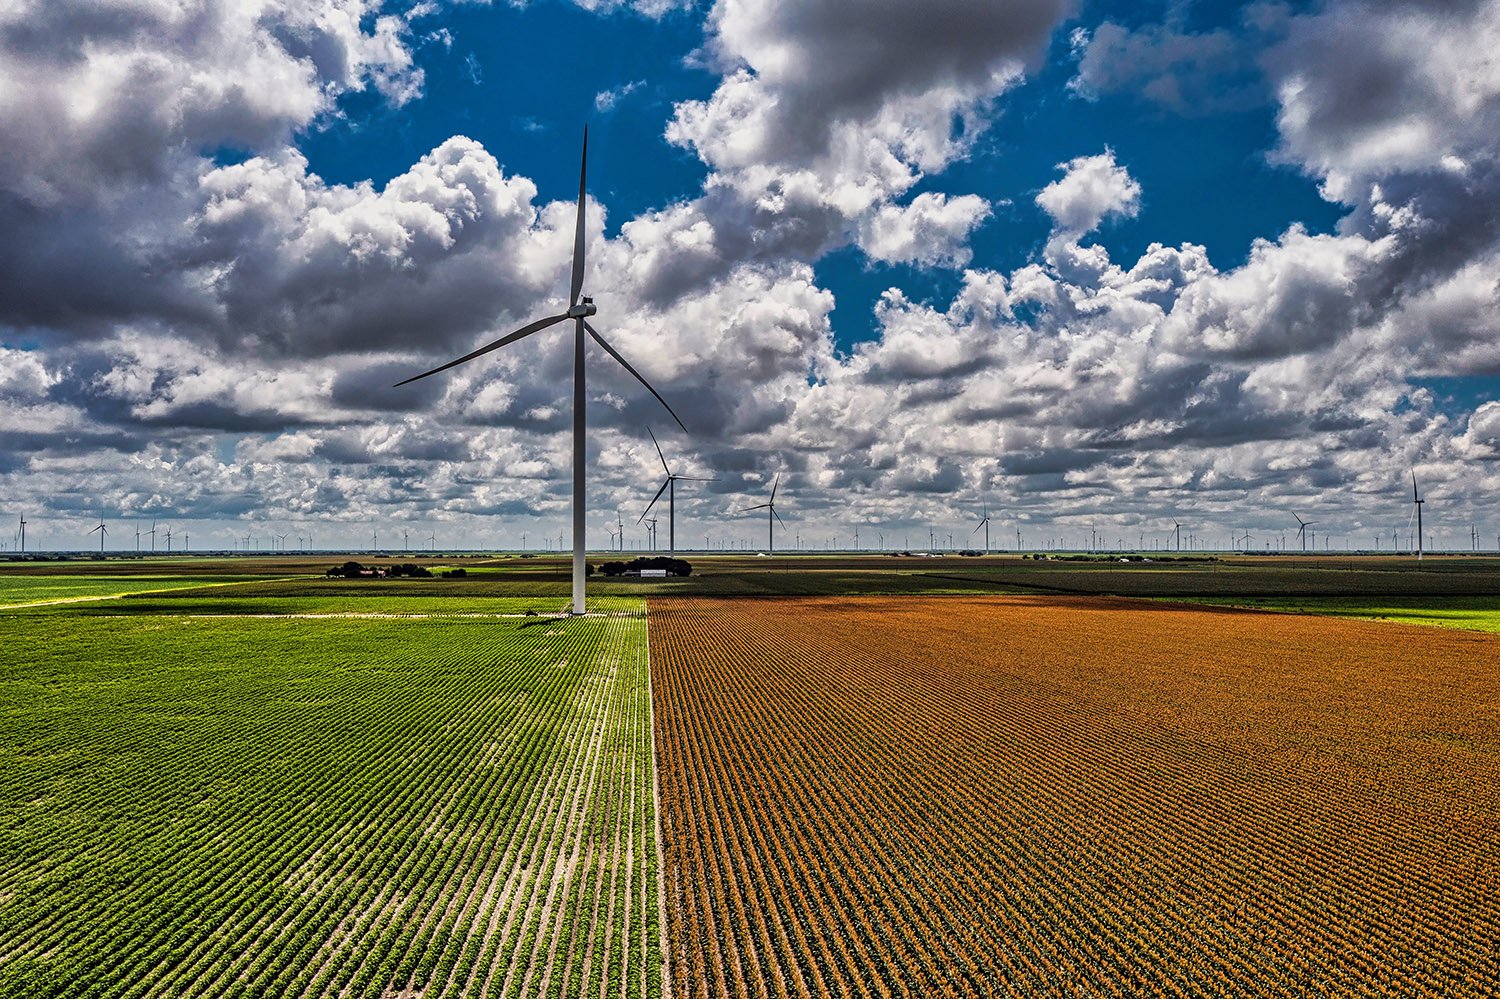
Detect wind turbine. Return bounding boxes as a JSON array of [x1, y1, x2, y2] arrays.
[[427, 531, 436, 551], [147, 520, 157, 553], [638, 426, 712, 556], [89, 516, 107, 554], [1293, 513, 1317, 553], [1173, 520, 1181, 552], [741, 474, 785, 554], [1411, 471, 1425, 561], [972, 502, 992, 553], [17, 514, 24, 554], [164, 526, 173, 553], [395, 128, 684, 614]]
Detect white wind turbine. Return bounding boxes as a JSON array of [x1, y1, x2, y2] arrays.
[[638, 426, 713, 557], [741, 474, 785, 554], [972, 501, 992, 553], [396, 128, 684, 615], [89, 515, 107, 554], [1410, 471, 1425, 561]]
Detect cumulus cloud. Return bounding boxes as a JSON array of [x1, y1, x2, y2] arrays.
[[0, 0, 424, 203], [856, 192, 992, 267], [1036, 149, 1140, 238], [648, 0, 1073, 293]]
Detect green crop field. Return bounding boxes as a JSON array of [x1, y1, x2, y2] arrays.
[[0, 598, 659, 999], [1175, 595, 1500, 633], [0, 574, 270, 607]]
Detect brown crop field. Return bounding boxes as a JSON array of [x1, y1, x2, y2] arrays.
[[650, 595, 1500, 998]]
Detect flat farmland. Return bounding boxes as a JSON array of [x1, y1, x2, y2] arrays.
[[0, 602, 659, 998], [650, 595, 1500, 997]]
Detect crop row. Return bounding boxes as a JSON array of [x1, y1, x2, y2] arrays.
[[0, 609, 660, 998], [649, 594, 1500, 998]]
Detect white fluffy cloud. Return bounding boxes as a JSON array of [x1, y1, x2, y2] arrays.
[[1036, 150, 1141, 237], [0, 0, 423, 203]]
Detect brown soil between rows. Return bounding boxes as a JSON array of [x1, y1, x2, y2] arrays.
[[649, 594, 1500, 999]]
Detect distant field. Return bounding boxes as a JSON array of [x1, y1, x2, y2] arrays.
[[650, 595, 1500, 997], [1173, 596, 1500, 633], [0, 574, 268, 606], [0, 600, 659, 998]]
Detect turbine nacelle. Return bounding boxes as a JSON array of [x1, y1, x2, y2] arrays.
[[567, 298, 597, 319]]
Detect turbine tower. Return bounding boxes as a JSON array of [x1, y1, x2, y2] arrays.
[[972, 502, 992, 553], [395, 127, 684, 615], [1412, 471, 1425, 561], [638, 426, 712, 556], [742, 474, 785, 554], [18, 513, 26, 554], [89, 516, 107, 554]]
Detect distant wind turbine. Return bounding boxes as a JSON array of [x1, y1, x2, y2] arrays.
[[395, 127, 685, 615], [741, 474, 786, 554], [89, 515, 107, 554], [147, 520, 157, 553], [972, 502, 992, 553], [1293, 513, 1316, 553], [1411, 471, 1425, 561], [638, 426, 712, 556]]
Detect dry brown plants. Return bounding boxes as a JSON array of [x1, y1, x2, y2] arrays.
[[650, 594, 1500, 998]]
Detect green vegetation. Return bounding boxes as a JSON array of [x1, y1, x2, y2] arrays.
[[1174, 596, 1500, 633], [0, 598, 658, 998], [0, 574, 268, 607]]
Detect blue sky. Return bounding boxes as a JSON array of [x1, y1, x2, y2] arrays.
[[3, 0, 1500, 552]]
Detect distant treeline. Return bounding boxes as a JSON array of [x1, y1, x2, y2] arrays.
[[1025, 554, 1219, 563], [597, 556, 693, 577], [324, 561, 468, 579]]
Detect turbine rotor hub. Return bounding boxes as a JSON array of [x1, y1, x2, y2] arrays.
[[567, 297, 597, 319]]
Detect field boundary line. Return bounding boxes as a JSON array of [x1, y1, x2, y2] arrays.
[[647, 598, 673, 999], [0, 575, 307, 609]]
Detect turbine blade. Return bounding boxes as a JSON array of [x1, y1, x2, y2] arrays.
[[770, 473, 779, 503], [773, 507, 786, 527], [394, 313, 569, 386], [584, 321, 688, 433], [1412, 470, 1419, 502], [741, 503, 771, 512], [677, 476, 715, 481], [647, 425, 670, 476], [971, 522, 983, 535], [638, 478, 670, 523], [571, 126, 588, 307]]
